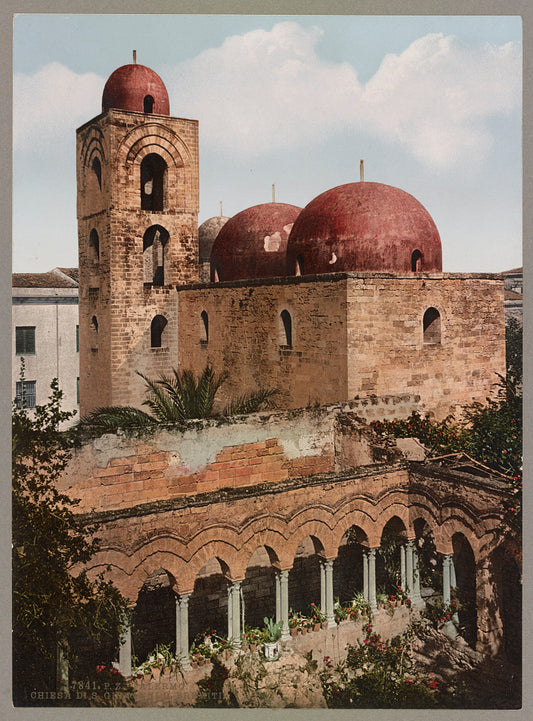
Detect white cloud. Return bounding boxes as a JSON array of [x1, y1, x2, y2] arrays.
[[360, 34, 521, 167], [167, 23, 521, 169], [13, 25, 521, 171], [14, 62, 103, 151]]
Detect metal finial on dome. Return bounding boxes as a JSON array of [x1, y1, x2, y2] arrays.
[[272, 184, 276, 203], [133, 50, 137, 64], [220, 201, 223, 217], [360, 159, 364, 182]]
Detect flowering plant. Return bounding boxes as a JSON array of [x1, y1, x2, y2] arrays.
[[310, 602, 326, 623], [242, 626, 264, 644]]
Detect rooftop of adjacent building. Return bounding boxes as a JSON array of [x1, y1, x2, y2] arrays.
[[12, 267, 79, 288]]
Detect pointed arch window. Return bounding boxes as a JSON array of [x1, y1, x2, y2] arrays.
[[143, 225, 170, 286], [143, 95, 154, 113], [211, 264, 221, 283], [88, 228, 100, 264], [151, 315, 167, 348], [280, 309, 292, 348], [411, 249, 423, 272], [200, 311, 209, 344], [141, 153, 167, 211], [91, 157, 102, 190], [423, 307, 441, 344]]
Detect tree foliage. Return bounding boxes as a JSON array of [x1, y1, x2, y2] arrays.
[[370, 370, 522, 541], [80, 364, 279, 433], [12, 364, 129, 705]]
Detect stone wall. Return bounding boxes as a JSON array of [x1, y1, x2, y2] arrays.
[[177, 272, 505, 421], [345, 274, 506, 419]]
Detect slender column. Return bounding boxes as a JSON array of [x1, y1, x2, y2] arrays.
[[230, 582, 242, 648], [442, 554, 452, 606], [280, 570, 290, 641], [176, 593, 191, 669], [227, 584, 233, 640], [412, 546, 422, 602], [449, 558, 459, 623], [400, 544, 407, 592], [324, 559, 336, 628], [275, 571, 281, 624], [363, 551, 369, 600], [320, 561, 326, 611], [368, 549, 377, 611], [406, 540, 414, 596], [118, 616, 132, 677]]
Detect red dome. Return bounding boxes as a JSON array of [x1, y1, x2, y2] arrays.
[[210, 203, 302, 282], [286, 182, 442, 275], [102, 64, 170, 115]]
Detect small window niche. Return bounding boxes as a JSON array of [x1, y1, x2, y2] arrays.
[[151, 314, 168, 348], [90, 316, 99, 351], [143, 225, 170, 286], [200, 311, 209, 344], [140, 153, 167, 211], [91, 157, 102, 190], [423, 307, 441, 345], [280, 309, 293, 348], [211, 264, 221, 283], [144, 95, 155, 113], [89, 228, 100, 264], [411, 249, 423, 272]]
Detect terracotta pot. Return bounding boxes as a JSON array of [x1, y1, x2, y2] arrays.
[[313, 623, 321, 632], [321, 621, 328, 630], [198, 657, 205, 666], [151, 667, 161, 680], [290, 627, 298, 637], [241, 643, 249, 652], [143, 672, 151, 683], [190, 660, 198, 669], [162, 665, 170, 676], [250, 643, 257, 652]]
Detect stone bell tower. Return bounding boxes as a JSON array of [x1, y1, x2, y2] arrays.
[[76, 57, 199, 415]]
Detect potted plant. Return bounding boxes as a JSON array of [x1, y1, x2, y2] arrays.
[[310, 602, 326, 630], [288, 609, 301, 637], [262, 617, 282, 661]]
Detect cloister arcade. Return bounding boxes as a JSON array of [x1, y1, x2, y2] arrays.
[[81, 477, 518, 676]]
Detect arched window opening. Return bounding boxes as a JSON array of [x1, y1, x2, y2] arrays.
[[143, 95, 154, 113], [280, 309, 292, 348], [88, 229, 100, 264], [91, 157, 102, 190], [296, 254, 304, 276], [411, 249, 422, 272], [200, 311, 209, 344], [141, 153, 167, 211], [151, 314, 167, 348], [90, 315, 98, 333], [143, 225, 169, 285], [423, 307, 441, 345]]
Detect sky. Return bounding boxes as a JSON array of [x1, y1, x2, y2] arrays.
[[12, 14, 522, 273]]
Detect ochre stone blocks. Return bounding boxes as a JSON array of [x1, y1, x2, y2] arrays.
[[77, 109, 200, 415], [177, 272, 505, 421]]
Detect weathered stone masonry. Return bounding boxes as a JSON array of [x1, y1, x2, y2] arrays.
[[60, 405, 518, 667], [177, 272, 505, 420]]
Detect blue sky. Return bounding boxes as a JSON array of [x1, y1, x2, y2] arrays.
[[13, 14, 522, 273]]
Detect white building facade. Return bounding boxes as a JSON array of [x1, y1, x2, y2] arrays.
[[12, 268, 80, 424]]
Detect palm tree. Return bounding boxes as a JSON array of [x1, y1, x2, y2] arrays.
[[80, 364, 278, 432]]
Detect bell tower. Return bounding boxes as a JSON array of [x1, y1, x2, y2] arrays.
[[76, 59, 199, 415]]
